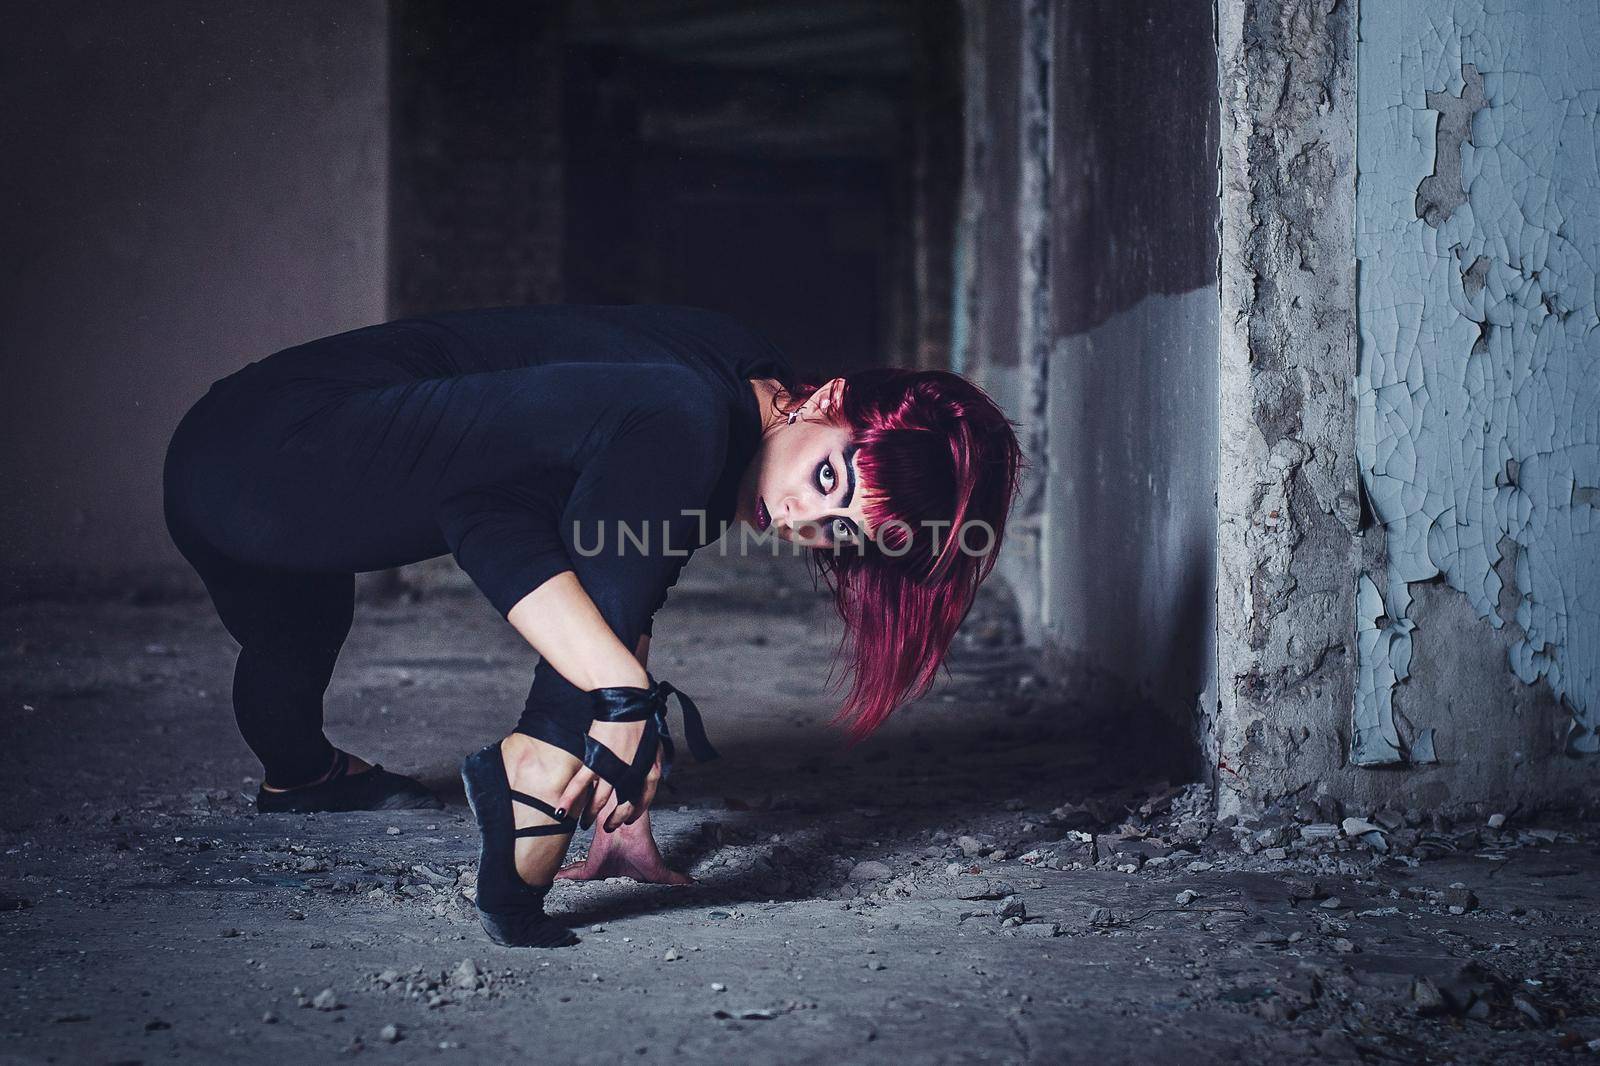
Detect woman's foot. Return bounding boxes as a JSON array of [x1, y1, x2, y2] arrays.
[[260, 751, 372, 791], [255, 750, 443, 813], [556, 809, 693, 885], [499, 734, 582, 887], [459, 735, 580, 947]]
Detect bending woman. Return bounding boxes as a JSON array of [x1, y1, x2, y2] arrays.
[[162, 304, 1022, 947]]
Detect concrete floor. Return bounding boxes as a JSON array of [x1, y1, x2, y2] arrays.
[[3, 551, 1599, 1064]]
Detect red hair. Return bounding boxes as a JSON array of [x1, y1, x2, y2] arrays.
[[776, 369, 1025, 739]]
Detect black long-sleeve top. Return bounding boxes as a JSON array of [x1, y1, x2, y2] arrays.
[[211, 304, 796, 620]]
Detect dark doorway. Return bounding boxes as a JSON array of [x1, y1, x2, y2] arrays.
[[390, 0, 961, 382]]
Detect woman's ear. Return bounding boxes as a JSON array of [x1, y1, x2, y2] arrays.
[[815, 377, 846, 417]]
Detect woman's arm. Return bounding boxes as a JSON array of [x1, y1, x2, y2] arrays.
[[506, 571, 649, 691], [506, 571, 652, 829]]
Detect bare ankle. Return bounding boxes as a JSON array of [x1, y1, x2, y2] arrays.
[[500, 734, 573, 795]]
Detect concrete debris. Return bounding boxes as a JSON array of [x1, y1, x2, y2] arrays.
[[451, 959, 482, 991], [8, 581, 1600, 1063], [953, 879, 1013, 901], [993, 896, 1026, 920], [848, 860, 892, 882]]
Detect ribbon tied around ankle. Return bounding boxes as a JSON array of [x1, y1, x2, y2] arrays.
[[582, 679, 719, 807]]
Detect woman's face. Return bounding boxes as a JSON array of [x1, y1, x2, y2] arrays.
[[738, 378, 877, 550]]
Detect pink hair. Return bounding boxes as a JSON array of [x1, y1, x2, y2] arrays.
[[776, 368, 1025, 739]]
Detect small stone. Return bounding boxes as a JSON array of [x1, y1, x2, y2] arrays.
[[710, 982, 726, 992], [1300, 823, 1340, 842], [1373, 809, 1405, 831], [312, 988, 340, 1011], [1411, 977, 1446, 1012], [954, 879, 1003, 901], [379, 1023, 401, 1043], [1486, 812, 1507, 829], [1019, 921, 1060, 938], [219, 928, 241, 938], [386, 826, 401, 836], [1330, 938, 1358, 954], [451, 958, 482, 991], [663, 947, 682, 962], [1443, 885, 1478, 913], [261, 1011, 279, 1024], [945, 862, 964, 876], [849, 860, 892, 882], [1263, 847, 1288, 860], [376, 968, 401, 986], [956, 836, 984, 857], [1340, 816, 1383, 836], [866, 960, 886, 971], [1175, 889, 1200, 906], [1511, 994, 1545, 1026], [1318, 896, 1344, 910], [994, 896, 1026, 920]]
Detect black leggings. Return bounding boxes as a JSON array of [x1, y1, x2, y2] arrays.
[[163, 365, 667, 789]]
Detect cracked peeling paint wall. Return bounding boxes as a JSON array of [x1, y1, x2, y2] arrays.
[[959, 0, 1219, 781], [1356, 3, 1600, 782]]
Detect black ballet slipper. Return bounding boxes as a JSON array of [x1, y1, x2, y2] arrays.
[[254, 751, 444, 814], [460, 743, 579, 948]]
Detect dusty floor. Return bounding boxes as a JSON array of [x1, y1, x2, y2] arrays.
[[3, 551, 1600, 1065]]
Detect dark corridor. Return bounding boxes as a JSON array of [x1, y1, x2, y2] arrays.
[[389, 0, 961, 382]]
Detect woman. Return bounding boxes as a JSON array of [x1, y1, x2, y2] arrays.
[[163, 304, 1023, 947]]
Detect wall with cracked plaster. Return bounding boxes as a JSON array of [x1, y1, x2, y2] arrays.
[[1356, 2, 1600, 782], [961, 0, 1597, 817]]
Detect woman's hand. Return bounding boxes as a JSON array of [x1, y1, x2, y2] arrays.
[[554, 718, 663, 831]]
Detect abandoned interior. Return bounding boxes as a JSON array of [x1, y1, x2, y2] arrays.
[[3, 0, 1598, 1061]]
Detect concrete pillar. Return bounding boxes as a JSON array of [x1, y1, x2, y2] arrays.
[[1213, 0, 1361, 818]]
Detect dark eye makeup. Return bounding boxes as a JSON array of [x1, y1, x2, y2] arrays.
[[814, 454, 862, 545]]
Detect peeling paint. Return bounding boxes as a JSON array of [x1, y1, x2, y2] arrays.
[[1356, 2, 1600, 762]]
